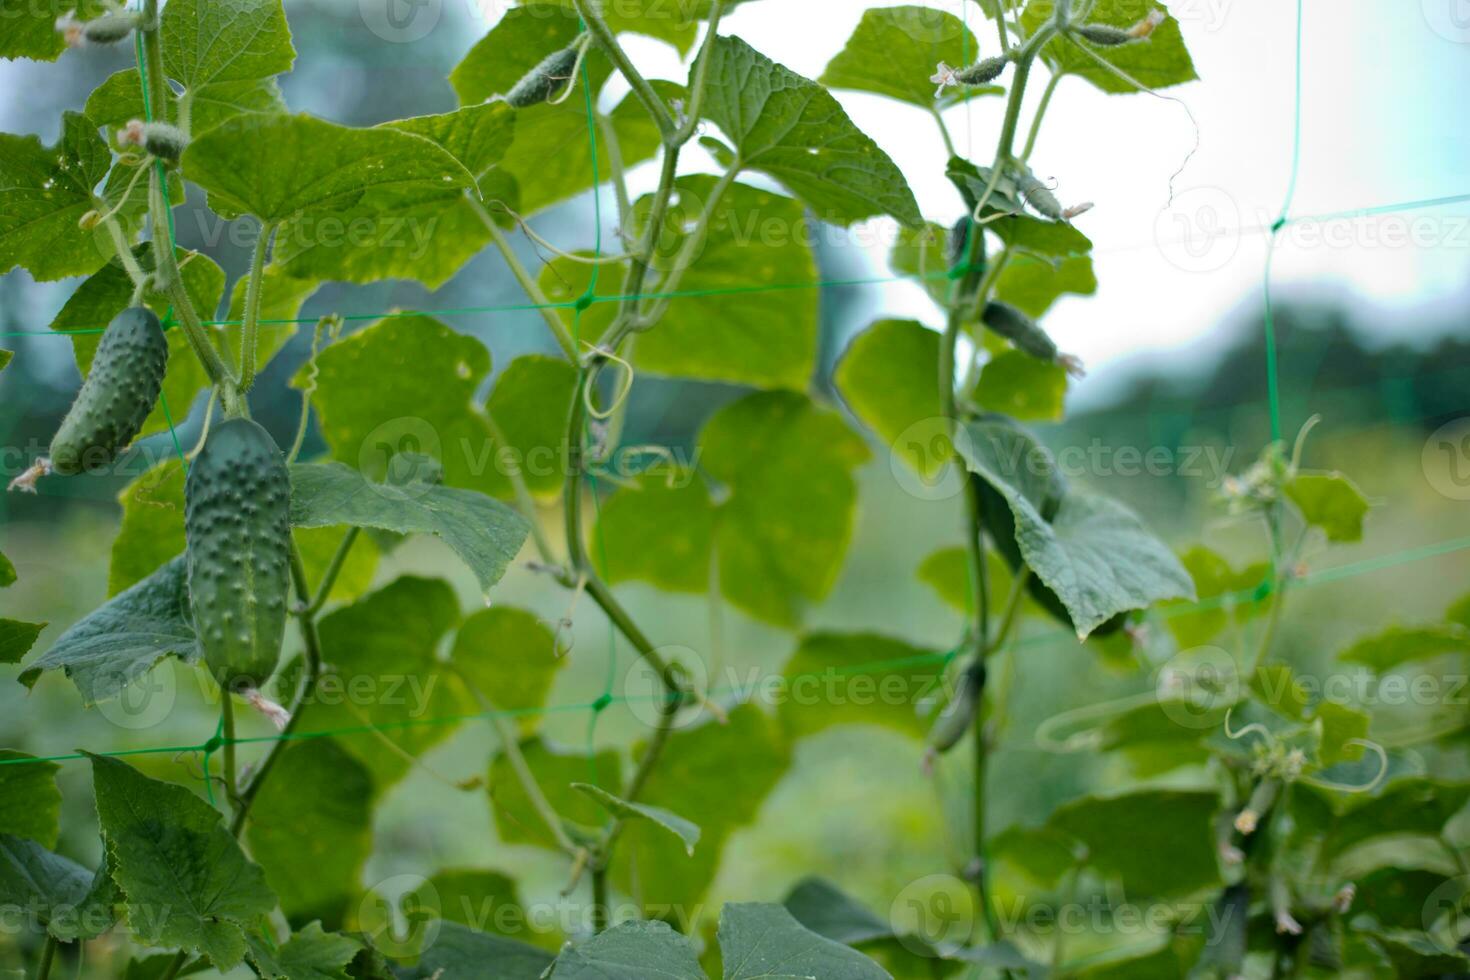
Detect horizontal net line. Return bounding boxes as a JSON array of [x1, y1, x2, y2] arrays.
[[4, 529, 1468, 771], [4, 189, 1468, 340]]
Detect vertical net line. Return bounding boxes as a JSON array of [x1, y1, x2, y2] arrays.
[[1262, 0, 1305, 446]]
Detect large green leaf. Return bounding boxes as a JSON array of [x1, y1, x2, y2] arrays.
[[288, 462, 530, 599], [1047, 790, 1220, 898], [89, 754, 276, 969], [0, 540, 44, 666], [0, 752, 60, 847], [0, 112, 120, 281], [400, 922, 554, 980], [85, 68, 286, 136], [1020, 0, 1198, 94], [0, 835, 114, 940], [957, 419, 1192, 637], [183, 113, 474, 223], [18, 557, 195, 705], [247, 739, 373, 930], [834, 319, 943, 477], [301, 315, 515, 496], [1318, 780, 1470, 858], [0, 0, 106, 60], [702, 35, 922, 228], [552, 920, 704, 979], [294, 577, 471, 788], [155, 0, 294, 136], [1337, 624, 1470, 672], [778, 633, 946, 741], [612, 706, 791, 911], [703, 392, 870, 627], [408, 869, 526, 938], [1286, 471, 1371, 543], [450, 607, 564, 729], [974, 349, 1069, 421], [483, 355, 579, 499], [1161, 546, 1266, 649], [717, 903, 891, 980], [596, 393, 867, 628], [51, 246, 228, 440], [248, 922, 361, 980], [821, 5, 995, 108], [1018, 491, 1195, 637], [994, 252, 1097, 317], [274, 104, 517, 289], [161, 0, 293, 90], [596, 470, 714, 594]]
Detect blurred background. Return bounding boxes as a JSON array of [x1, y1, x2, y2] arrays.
[[2, 0, 1469, 973]]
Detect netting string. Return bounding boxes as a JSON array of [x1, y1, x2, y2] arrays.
[[12, 185, 1470, 340]]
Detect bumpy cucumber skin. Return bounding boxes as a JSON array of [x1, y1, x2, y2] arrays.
[[185, 418, 291, 693], [507, 44, 580, 108], [50, 307, 167, 475]]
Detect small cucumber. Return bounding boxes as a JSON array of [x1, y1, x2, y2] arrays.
[[506, 40, 583, 108], [50, 307, 168, 475], [185, 418, 291, 694]]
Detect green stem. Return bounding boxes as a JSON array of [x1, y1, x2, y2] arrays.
[[305, 528, 359, 616], [608, 161, 740, 342], [1020, 71, 1063, 162], [100, 212, 147, 289], [238, 222, 274, 393], [156, 952, 187, 980], [563, 372, 681, 692], [616, 143, 683, 329], [595, 112, 633, 245], [220, 693, 238, 811], [672, 1, 726, 144], [34, 936, 57, 980], [471, 197, 578, 360], [591, 866, 610, 933], [931, 108, 957, 158], [452, 664, 582, 858], [481, 409, 558, 565], [148, 170, 233, 391], [141, 0, 169, 127], [571, 0, 676, 138]]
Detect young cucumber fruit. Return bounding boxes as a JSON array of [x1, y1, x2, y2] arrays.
[[51, 307, 169, 475], [185, 418, 291, 695]]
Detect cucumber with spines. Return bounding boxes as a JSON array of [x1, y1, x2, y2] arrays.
[[506, 40, 583, 108], [50, 307, 168, 475], [185, 417, 291, 694]]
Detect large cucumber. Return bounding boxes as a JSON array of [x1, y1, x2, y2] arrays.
[[185, 418, 291, 693], [50, 307, 168, 475]]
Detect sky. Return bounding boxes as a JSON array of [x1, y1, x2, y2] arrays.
[[3, 0, 1468, 388]]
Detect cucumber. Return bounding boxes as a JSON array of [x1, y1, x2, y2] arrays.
[[185, 418, 291, 694], [50, 307, 168, 476], [506, 40, 583, 108]]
